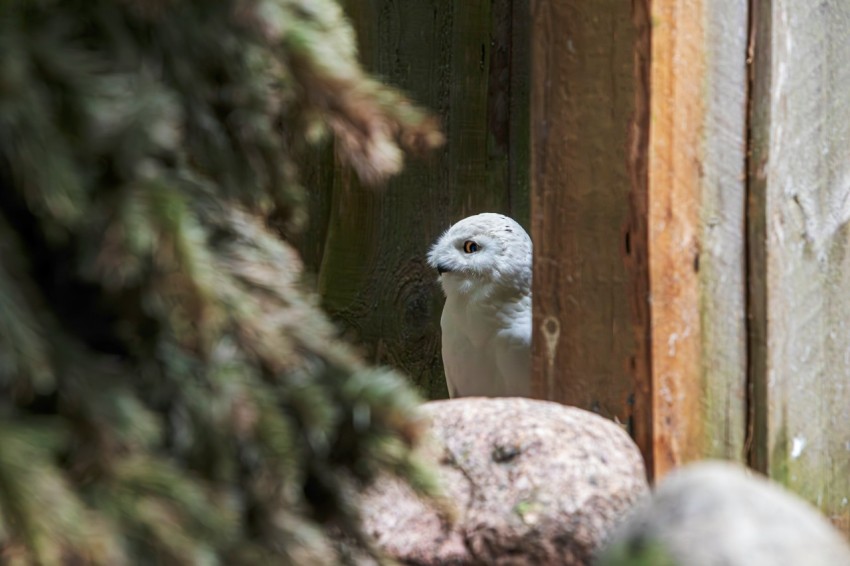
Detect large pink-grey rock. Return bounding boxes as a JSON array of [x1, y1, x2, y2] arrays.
[[360, 397, 649, 565], [595, 460, 850, 566]]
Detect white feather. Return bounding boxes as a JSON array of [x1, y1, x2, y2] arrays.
[[427, 213, 532, 397]]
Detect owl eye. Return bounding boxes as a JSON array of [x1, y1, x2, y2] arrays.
[[463, 240, 480, 253]]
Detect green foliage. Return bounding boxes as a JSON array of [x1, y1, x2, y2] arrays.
[[595, 537, 679, 566], [0, 0, 442, 563]]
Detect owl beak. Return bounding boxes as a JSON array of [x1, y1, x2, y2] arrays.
[[437, 263, 451, 275]]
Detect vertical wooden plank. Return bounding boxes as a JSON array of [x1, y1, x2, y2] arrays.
[[750, 0, 850, 533], [531, 1, 653, 467], [490, 0, 530, 225], [649, 0, 749, 475], [532, 0, 749, 477], [697, 0, 749, 464], [317, 1, 451, 400], [648, 0, 706, 475], [628, 0, 654, 476], [314, 1, 529, 398]]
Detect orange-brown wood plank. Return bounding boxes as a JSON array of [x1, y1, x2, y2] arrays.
[[649, 0, 749, 478], [651, 0, 751, 472], [648, 0, 707, 476]]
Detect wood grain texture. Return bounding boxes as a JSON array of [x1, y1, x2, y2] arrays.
[[627, 0, 654, 477], [749, 0, 850, 533], [746, 0, 772, 479], [649, 0, 706, 476], [530, 0, 651, 465], [649, 0, 749, 476], [308, 1, 529, 398], [697, 0, 749, 464]]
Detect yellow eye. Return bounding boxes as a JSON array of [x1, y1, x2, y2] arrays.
[[463, 240, 480, 253]]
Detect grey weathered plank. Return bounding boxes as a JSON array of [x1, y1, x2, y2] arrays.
[[696, 0, 750, 462], [750, 0, 850, 533]]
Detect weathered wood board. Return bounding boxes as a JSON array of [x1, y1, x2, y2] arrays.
[[649, 0, 749, 475], [302, 1, 530, 398], [531, 0, 749, 477], [530, 0, 652, 467], [749, 0, 850, 533], [648, 0, 706, 475], [695, 0, 749, 465]]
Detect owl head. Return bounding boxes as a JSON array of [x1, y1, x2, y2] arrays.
[[427, 213, 532, 297]]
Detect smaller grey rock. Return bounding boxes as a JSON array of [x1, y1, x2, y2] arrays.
[[361, 397, 649, 565], [596, 460, 850, 566]]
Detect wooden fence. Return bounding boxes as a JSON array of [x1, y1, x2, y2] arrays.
[[304, 0, 850, 533], [299, 0, 530, 399], [747, 0, 850, 533], [532, 0, 850, 532]]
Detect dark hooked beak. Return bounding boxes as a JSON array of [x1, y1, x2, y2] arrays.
[[437, 263, 451, 275]]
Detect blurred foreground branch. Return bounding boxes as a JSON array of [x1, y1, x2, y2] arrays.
[[0, 0, 442, 563]]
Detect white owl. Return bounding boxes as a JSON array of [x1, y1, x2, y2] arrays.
[[427, 213, 532, 398]]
